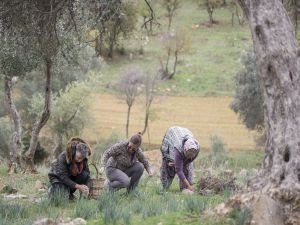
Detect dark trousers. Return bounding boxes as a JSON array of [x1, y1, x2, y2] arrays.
[[160, 159, 193, 191], [49, 171, 89, 200], [106, 162, 144, 192]]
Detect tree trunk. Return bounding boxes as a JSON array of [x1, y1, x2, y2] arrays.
[[126, 105, 132, 139], [4, 76, 22, 174], [167, 16, 172, 31], [237, 0, 300, 191], [207, 7, 214, 24], [54, 133, 63, 159], [168, 50, 178, 79], [161, 47, 171, 80], [147, 125, 151, 150], [141, 108, 150, 136], [23, 58, 52, 173]]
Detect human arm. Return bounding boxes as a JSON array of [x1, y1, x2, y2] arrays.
[[136, 149, 151, 175], [174, 149, 193, 190]]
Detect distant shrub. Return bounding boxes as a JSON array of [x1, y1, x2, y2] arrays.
[[210, 133, 227, 167], [231, 49, 264, 132]]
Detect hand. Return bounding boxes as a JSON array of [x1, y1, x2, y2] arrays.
[[187, 185, 194, 191], [148, 170, 154, 177], [75, 184, 89, 194], [99, 166, 105, 174], [168, 162, 174, 167]]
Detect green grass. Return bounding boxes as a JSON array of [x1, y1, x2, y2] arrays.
[[96, 1, 251, 97], [0, 146, 262, 225]]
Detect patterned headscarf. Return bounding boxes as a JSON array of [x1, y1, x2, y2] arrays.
[[184, 138, 198, 151], [184, 138, 199, 156]]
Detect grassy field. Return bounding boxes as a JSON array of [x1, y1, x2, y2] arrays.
[[0, 149, 263, 225], [97, 0, 251, 96], [83, 93, 258, 151]]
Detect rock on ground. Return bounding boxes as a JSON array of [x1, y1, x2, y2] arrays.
[[251, 195, 284, 225], [33, 218, 87, 225]]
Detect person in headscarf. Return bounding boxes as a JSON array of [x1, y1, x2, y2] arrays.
[[101, 132, 152, 193], [48, 137, 91, 200], [160, 126, 200, 193]]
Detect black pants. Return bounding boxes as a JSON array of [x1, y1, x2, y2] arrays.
[[49, 171, 89, 200]]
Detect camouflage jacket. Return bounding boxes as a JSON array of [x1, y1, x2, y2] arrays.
[[101, 140, 150, 172]]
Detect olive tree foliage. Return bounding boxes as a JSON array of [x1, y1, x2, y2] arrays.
[[0, 1, 42, 170], [0, 0, 102, 172], [93, 0, 138, 58], [18, 46, 98, 159], [28, 80, 92, 159], [116, 68, 145, 138], [230, 49, 264, 131], [159, 29, 191, 80]]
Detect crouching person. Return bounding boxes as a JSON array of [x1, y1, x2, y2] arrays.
[[101, 133, 152, 193], [160, 126, 200, 193], [48, 137, 91, 200]]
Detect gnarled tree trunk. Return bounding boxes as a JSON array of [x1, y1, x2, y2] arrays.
[[233, 6, 300, 224], [23, 58, 52, 173], [238, 0, 300, 192], [4, 76, 22, 174]]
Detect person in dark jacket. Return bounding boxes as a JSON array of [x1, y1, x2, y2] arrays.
[[48, 137, 91, 200], [160, 126, 200, 193], [101, 132, 153, 192]]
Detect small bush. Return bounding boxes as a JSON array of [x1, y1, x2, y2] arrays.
[[75, 199, 98, 219], [229, 207, 251, 225], [142, 197, 163, 218], [49, 188, 69, 207], [162, 193, 181, 212], [0, 201, 27, 220], [119, 209, 132, 225], [98, 191, 123, 225], [103, 204, 120, 225], [184, 195, 208, 214], [210, 133, 227, 167]]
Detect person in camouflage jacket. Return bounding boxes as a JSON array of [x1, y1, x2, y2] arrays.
[[101, 133, 152, 192]]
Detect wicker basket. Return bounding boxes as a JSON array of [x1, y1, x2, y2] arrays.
[[89, 163, 105, 199]]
